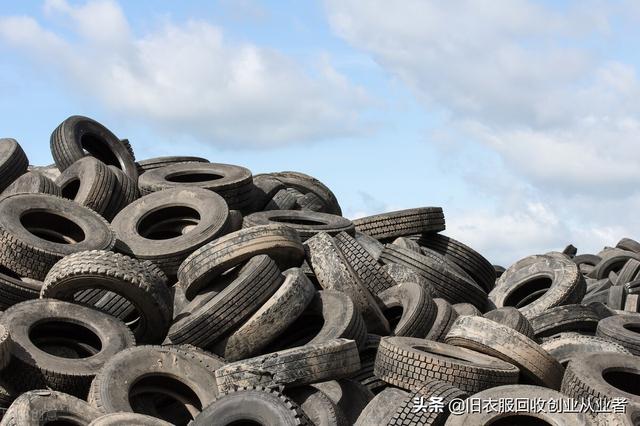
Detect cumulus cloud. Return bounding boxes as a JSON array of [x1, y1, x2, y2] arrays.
[[0, 0, 370, 147], [325, 0, 640, 261]]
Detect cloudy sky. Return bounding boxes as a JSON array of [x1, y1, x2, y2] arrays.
[[1, 0, 639, 265]]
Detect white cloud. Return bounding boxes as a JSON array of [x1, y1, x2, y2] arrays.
[[325, 0, 640, 264], [0, 0, 370, 147]]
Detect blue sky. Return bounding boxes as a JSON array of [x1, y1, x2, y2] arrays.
[[1, 0, 639, 265]]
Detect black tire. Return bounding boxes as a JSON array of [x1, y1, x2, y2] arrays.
[[102, 165, 139, 221], [267, 171, 342, 216], [482, 307, 535, 339], [596, 313, 640, 355], [264, 188, 300, 211], [388, 379, 467, 426], [561, 353, 640, 413], [312, 379, 373, 425], [296, 192, 326, 212], [168, 255, 283, 348], [444, 385, 590, 425], [617, 237, 640, 253], [353, 207, 444, 241], [355, 388, 408, 426], [244, 210, 355, 241], [193, 386, 311, 426], [0, 390, 101, 426], [418, 233, 496, 293], [90, 413, 173, 425], [374, 337, 519, 393], [489, 253, 585, 319], [589, 249, 640, 279], [616, 259, 640, 286], [444, 315, 564, 389], [177, 224, 304, 299], [0, 193, 115, 280], [50, 115, 137, 181], [350, 335, 386, 394], [380, 245, 487, 310], [214, 339, 360, 393], [379, 282, 437, 337], [0, 265, 41, 310], [392, 237, 422, 253], [382, 263, 435, 296], [2, 299, 135, 397], [306, 232, 390, 334], [425, 298, 459, 342], [493, 265, 506, 278], [452, 303, 481, 317], [211, 267, 316, 361], [137, 156, 209, 174], [0, 139, 28, 193], [334, 232, 396, 296], [138, 162, 253, 212], [541, 332, 631, 367], [354, 231, 384, 260], [529, 304, 600, 339], [2, 171, 60, 196], [285, 386, 347, 426], [55, 157, 116, 216], [88, 345, 220, 424], [42, 250, 172, 344], [112, 187, 229, 277]]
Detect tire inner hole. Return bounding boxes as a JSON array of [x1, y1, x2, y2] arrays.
[[60, 178, 80, 200], [30, 320, 102, 358], [80, 134, 121, 168], [129, 375, 202, 426], [21, 211, 85, 244], [166, 172, 223, 183], [384, 305, 404, 330], [623, 323, 640, 334], [41, 417, 87, 426], [503, 277, 552, 308], [138, 206, 200, 240], [602, 369, 640, 396], [265, 312, 325, 352]]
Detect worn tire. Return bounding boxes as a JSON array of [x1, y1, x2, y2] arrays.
[[137, 156, 208, 174], [89, 412, 172, 426], [596, 313, 640, 355], [178, 224, 304, 299], [380, 245, 487, 310], [112, 187, 229, 276], [379, 282, 437, 337], [193, 386, 311, 426], [88, 345, 221, 424], [215, 339, 360, 393], [482, 307, 535, 339], [425, 298, 459, 342], [55, 157, 116, 216], [2, 299, 135, 397], [312, 379, 373, 425], [244, 210, 354, 241], [0, 193, 115, 280], [418, 233, 496, 293], [306, 232, 390, 334], [285, 386, 347, 426], [354, 388, 407, 426], [42, 250, 172, 344], [541, 332, 631, 366], [2, 171, 60, 197], [529, 304, 600, 339], [211, 267, 316, 361], [138, 162, 253, 212], [389, 379, 467, 426], [334, 232, 396, 296], [267, 171, 342, 216], [0, 390, 101, 426], [102, 165, 139, 221], [168, 255, 283, 348], [445, 315, 564, 389], [0, 139, 28, 194], [489, 254, 585, 319], [353, 208, 445, 241], [374, 337, 519, 393], [561, 352, 640, 413], [50, 115, 137, 181]]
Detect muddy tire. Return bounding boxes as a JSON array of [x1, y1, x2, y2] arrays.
[[541, 332, 631, 366], [0, 390, 101, 426], [596, 313, 640, 355], [2, 171, 60, 197], [379, 282, 437, 337]]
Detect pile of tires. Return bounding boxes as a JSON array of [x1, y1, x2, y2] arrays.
[[0, 115, 636, 425]]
